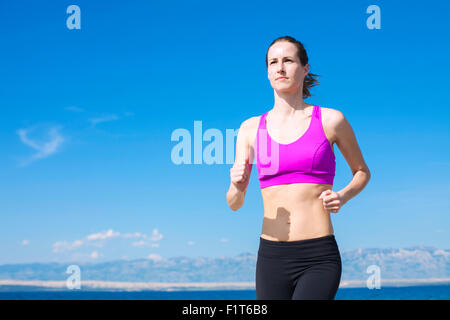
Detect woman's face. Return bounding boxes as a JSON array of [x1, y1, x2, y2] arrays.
[[267, 41, 309, 94]]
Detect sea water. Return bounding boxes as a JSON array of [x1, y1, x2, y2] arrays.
[[0, 284, 448, 300]]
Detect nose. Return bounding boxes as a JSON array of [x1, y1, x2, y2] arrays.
[[276, 62, 286, 73]]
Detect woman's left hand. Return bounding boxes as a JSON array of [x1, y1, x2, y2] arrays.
[[319, 190, 344, 214]]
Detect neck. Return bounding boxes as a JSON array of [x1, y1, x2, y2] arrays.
[[272, 87, 309, 118]]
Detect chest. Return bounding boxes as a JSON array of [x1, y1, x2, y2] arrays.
[[249, 116, 335, 154]]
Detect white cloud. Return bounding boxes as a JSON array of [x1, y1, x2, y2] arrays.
[[131, 229, 163, 247], [90, 251, 99, 259], [16, 125, 64, 166], [147, 253, 164, 262], [52, 240, 84, 253], [150, 228, 163, 241], [88, 114, 119, 127], [122, 232, 147, 239], [73, 239, 83, 247], [52, 228, 163, 254], [132, 240, 146, 247], [21, 240, 30, 246], [86, 229, 120, 241]]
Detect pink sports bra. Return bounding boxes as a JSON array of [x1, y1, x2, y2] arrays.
[[253, 105, 335, 189]]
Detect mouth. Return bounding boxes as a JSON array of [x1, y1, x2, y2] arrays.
[[276, 77, 287, 80]]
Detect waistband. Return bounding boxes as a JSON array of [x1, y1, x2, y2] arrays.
[[258, 234, 340, 259]]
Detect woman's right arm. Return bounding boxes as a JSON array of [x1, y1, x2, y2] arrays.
[[226, 120, 253, 211]]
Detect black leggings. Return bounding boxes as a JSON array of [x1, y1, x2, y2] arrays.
[[256, 234, 342, 300]]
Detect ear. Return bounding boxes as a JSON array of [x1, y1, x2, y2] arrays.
[[304, 63, 309, 77]]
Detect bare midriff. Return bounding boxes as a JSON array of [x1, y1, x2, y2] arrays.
[[259, 183, 334, 242]]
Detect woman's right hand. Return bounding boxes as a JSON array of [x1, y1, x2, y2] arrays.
[[230, 156, 251, 192]]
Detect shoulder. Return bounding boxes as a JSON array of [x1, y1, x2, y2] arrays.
[[238, 115, 261, 137], [240, 115, 260, 129], [320, 106, 346, 128], [319, 106, 348, 142], [238, 115, 262, 148], [320, 106, 344, 122]]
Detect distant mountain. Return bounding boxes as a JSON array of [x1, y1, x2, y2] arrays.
[[0, 246, 448, 283]]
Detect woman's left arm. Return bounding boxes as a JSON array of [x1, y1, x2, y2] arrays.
[[330, 109, 371, 206]]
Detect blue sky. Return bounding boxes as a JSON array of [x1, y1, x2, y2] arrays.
[[0, 0, 449, 264]]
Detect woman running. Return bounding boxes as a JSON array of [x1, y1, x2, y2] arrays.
[[226, 36, 371, 300]]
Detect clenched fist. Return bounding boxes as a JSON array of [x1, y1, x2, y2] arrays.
[[230, 156, 251, 192], [319, 189, 344, 214]]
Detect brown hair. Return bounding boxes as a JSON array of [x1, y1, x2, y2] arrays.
[[266, 36, 320, 99]]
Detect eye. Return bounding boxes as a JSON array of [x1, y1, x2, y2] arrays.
[[270, 59, 292, 64]]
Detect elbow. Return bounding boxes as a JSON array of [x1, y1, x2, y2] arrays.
[[366, 168, 372, 180], [355, 167, 371, 180], [364, 168, 371, 185], [226, 187, 246, 212], [228, 202, 242, 212], [226, 199, 242, 212]]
